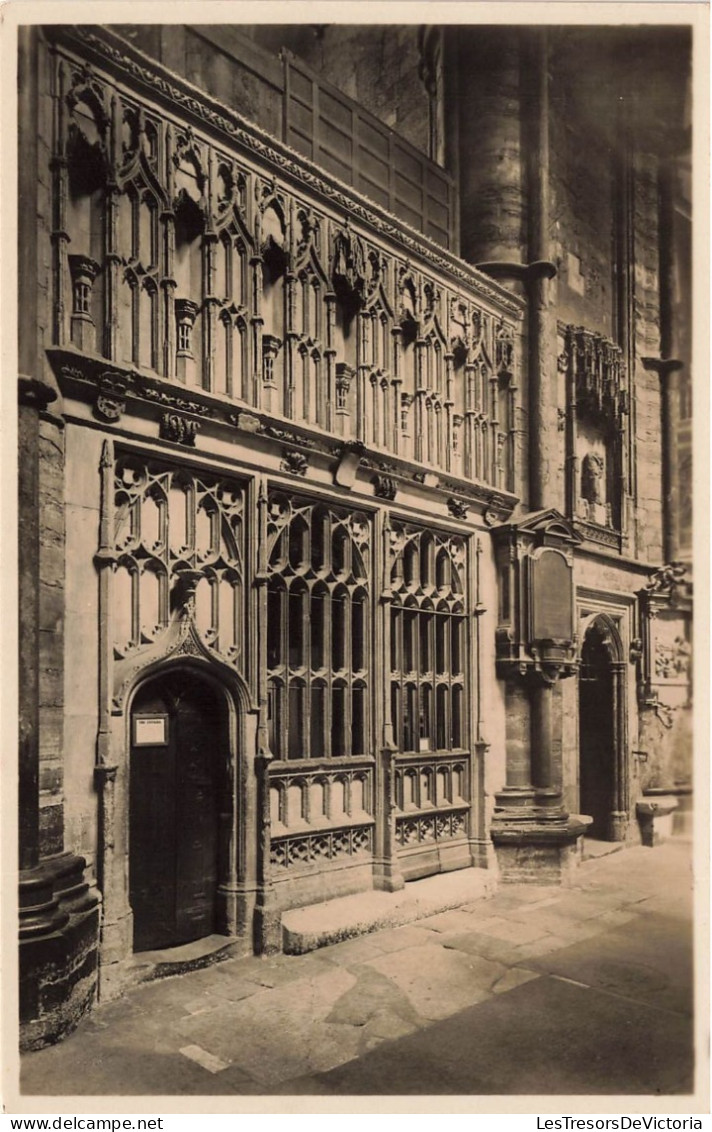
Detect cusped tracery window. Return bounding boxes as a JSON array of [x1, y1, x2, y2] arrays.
[[266, 494, 371, 761], [111, 454, 245, 667], [390, 525, 467, 753]]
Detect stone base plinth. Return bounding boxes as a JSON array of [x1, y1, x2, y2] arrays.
[[490, 816, 591, 885], [19, 853, 100, 1051]]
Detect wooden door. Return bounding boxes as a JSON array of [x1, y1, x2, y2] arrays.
[[130, 672, 221, 952]]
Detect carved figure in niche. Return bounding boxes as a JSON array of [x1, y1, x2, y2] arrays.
[[581, 452, 605, 505], [332, 221, 365, 296]]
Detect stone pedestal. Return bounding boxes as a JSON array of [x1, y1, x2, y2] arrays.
[[19, 853, 100, 1051], [491, 816, 591, 885]]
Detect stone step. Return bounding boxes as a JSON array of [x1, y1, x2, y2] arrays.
[[125, 934, 244, 984], [281, 866, 497, 954]]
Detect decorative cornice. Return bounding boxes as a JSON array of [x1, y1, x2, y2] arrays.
[[50, 25, 524, 321]]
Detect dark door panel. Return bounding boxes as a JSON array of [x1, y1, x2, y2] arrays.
[[130, 672, 222, 952]]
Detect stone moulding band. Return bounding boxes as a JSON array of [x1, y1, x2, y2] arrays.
[[51, 25, 524, 321], [48, 346, 519, 520]]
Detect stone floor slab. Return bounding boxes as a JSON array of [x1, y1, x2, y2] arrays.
[[469, 914, 550, 944], [441, 930, 523, 965], [19, 840, 695, 1099], [524, 912, 693, 1017], [279, 973, 693, 1096], [173, 968, 362, 1087], [366, 942, 506, 1022], [415, 909, 482, 933]]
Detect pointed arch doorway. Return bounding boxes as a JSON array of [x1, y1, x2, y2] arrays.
[[129, 668, 227, 952], [578, 616, 629, 842]]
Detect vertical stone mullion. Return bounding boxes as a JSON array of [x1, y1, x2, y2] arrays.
[[489, 374, 500, 485], [202, 233, 217, 392], [325, 293, 336, 432], [324, 577, 333, 759], [250, 256, 264, 408], [161, 200, 176, 378], [104, 183, 120, 362], [356, 313, 368, 442], [343, 587, 353, 755]]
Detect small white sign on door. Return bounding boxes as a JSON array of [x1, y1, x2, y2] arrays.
[[134, 715, 168, 746]]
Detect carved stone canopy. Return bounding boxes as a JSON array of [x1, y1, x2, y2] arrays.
[[491, 508, 583, 550]]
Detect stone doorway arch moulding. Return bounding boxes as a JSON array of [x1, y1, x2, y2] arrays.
[[97, 630, 261, 993], [577, 594, 636, 842]]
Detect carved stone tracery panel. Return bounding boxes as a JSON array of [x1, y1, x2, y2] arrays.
[[109, 453, 246, 669], [51, 35, 521, 492]]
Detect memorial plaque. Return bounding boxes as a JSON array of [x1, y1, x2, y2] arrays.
[[531, 550, 573, 641]]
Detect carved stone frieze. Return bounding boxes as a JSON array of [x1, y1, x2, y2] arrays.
[[159, 412, 199, 446], [280, 449, 308, 476], [372, 474, 398, 500], [573, 520, 622, 549], [446, 497, 469, 520], [234, 411, 261, 433], [645, 562, 688, 598], [94, 393, 126, 422]]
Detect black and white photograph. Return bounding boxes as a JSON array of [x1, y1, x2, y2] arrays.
[[3, 1, 707, 1115]]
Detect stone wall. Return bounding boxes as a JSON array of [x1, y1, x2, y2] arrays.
[[456, 28, 527, 266], [549, 36, 617, 338], [111, 24, 431, 160], [250, 25, 431, 157], [38, 416, 66, 855]]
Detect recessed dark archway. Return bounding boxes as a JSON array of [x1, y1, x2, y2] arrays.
[[579, 621, 616, 839], [578, 609, 631, 843], [129, 668, 228, 952]]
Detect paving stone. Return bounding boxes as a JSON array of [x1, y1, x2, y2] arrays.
[[523, 913, 693, 1017], [491, 967, 540, 995], [511, 935, 567, 962], [469, 915, 550, 943], [415, 909, 482, 933], [506, 909, 609, 943], [357, 1008, 423, 1054], [367, 924, 439, 953], [365, 942, 506, 1022], [633, 892, 694, 918], [238, 951, 334, 988], [548, 890, 621, 920], [441, 931, 523, 965], [467, 885, 561, 914], [171, 968, 362, 1087], [596, 909, 639, 928], [199, 973, 262, 1003], [326, 965, 421, 1029], [315, 933, 387, 965], [181, 995, 222, 1016], [278, 974, 693, 1096]]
